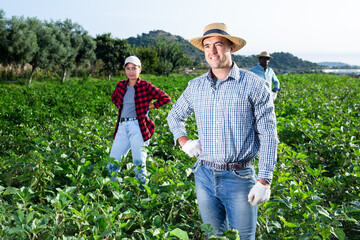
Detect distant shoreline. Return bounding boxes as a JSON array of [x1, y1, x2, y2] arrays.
[[322, 69, 360, 76]]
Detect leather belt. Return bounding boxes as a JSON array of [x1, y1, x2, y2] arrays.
[[200, 160, 253, 171], [120, 117, 137, 123]]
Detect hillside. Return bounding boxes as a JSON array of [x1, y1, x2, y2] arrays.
[[127, 30, 322, 72], [318, 62, 348, 67], [127, 30, 205, 63]]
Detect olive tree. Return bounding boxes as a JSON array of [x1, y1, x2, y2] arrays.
[[0, 9, 6, 64], [52, 19, 95, 83], [0, 15, 38, 68], [25, 18, 60, 85]]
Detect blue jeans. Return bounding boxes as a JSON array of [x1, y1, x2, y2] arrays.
[[108, 120, 149, 183], [193, 163, 257, 240]]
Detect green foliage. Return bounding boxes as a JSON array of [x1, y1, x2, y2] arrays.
[[128, 30, 204, 67], [25, 17, 57, 85], [232, 52, 322, 73], [0, 9, 6, 59], [95, 33, 130, 80], [154, 39, 190, 76], [259, 73, 360, 239], [232, 54, 258, 68], [0, 12, 95, 85], [0, 73, 359, 239], [126, 30, 325, 72], [0, 15, 38, 66], [135, 46, 159, 74], [270, 52, 321, 72], [53, 19, 96, 83]]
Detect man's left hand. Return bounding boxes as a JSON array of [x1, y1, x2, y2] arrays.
[[248, 181, 271, 206]]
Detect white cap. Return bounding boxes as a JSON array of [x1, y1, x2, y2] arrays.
[[123, 56, 141, 67]]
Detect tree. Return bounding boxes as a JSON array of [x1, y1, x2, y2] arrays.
[[0, 15, 38, 67], [0, 9, 6, 64], [135, 46, 159, 74], [154, 39, 189, 76], [95, 33, 130, 80], [25, 18, 59, 85], [52, 19, 95, 83], [75, 33, 96, 71]]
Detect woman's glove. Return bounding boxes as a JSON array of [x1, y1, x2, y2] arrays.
[[248, 182, 271, 206], [182, 139, 202, 157]]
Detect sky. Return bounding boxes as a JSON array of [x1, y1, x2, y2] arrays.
[[1, 0, 360, 66]]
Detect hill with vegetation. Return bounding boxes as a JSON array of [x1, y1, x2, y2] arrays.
[[126, 30, 323, 72], [127, 30, 205, 63]]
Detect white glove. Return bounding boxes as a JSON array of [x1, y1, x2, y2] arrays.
[[272, 91, 278, 100], [248, 182, 271, 206], [182, 139, 202, 157]]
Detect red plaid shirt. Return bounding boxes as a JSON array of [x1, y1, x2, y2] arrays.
[[112, 78, 171, 141]]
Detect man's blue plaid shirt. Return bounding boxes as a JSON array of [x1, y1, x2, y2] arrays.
[[167, 63, 278, 182]]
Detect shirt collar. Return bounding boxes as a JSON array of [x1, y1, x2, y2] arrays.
[[258, 64, 267, 71], [206, 62, 240, 82], [126, 77, 142, 87]]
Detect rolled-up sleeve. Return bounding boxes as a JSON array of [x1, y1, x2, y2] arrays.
[[271, 69, 280, 91], [148, 83, 171, 108], [251, 80, 279, 182]]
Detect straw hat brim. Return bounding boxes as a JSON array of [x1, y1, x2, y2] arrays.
[[189, 34, 246, 53]]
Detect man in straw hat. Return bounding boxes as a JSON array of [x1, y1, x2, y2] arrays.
[[250, 51, 281, 100], [167, 23, 278, 239]]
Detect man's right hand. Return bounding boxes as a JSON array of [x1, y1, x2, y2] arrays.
[[182, 139, 202, 157]]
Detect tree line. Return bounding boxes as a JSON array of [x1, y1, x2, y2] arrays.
[[0, 10, 194, 85], [126, 30, 323, 73]]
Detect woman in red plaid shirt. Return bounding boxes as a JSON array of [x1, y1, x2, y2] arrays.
[[107, 56, 171, 184]]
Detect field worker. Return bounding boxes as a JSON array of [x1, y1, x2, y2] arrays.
[[167, 23, 278, 239], [108, 56, 171, 185], [250, 51, 281, 100]]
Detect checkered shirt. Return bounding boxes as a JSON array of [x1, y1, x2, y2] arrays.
[[167, 63, 278, 182], [112, 78, 171, 141]]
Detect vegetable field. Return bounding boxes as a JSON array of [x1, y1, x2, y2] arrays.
[[0, 73, 359, 239]]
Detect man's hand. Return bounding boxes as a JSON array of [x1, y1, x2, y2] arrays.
[[182, 139, 202, 157], [248, 181, 271, 206]]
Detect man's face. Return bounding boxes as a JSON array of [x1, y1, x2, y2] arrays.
[[259, 57, 270, 68], [203, 36, 234, 70]]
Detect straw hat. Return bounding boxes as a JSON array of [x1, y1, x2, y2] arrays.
[[256, 51, 273, 59], [189, 23, 246, 53]]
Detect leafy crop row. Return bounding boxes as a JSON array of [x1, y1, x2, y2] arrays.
[[0, 74, 359, 239]]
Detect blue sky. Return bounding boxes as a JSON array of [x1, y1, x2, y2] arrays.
[[1, 0, 359, 65]]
